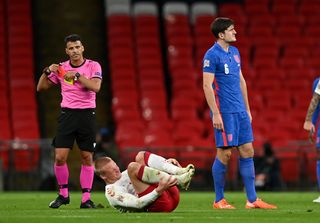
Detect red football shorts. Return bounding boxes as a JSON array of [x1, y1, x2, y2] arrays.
[[138, 184, 180, 212]]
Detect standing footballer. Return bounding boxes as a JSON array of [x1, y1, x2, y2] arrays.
[[202, 17, 276, 209], [37, 34, 102, 208], [303, 77, 320, 203]]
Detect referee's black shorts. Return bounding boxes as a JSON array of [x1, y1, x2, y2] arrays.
[[52, 108, 96, 152]]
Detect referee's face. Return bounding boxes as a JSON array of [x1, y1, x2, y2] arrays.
[[65, 40, 84, 61]]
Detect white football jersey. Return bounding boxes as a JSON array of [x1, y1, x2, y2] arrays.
[[105, 170, 159, 212]]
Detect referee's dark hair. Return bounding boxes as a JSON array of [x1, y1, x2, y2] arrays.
[[64, 34, 82, 44], [211, 17, 234, 38]]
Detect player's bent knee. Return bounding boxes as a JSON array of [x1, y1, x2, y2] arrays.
[[240, 148, 254, 158], [135, 151, 146, 164], [55, 156, 67, 165], [224, 150, 232, 161], [80, 154, 93, 166], [127, 162, 141, 175]]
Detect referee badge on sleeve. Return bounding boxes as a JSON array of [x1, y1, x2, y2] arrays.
[[95, 72, 102, 77]]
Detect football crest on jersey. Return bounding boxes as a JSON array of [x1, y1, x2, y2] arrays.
[[203, 59, 210, 68], [233, 55, 240, 63]]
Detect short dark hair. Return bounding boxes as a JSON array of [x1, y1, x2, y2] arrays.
[[64, 34, 82, 44], [210, 17, 234, 38]]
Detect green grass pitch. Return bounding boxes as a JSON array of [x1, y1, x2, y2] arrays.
[[0, 192, 319, 223]]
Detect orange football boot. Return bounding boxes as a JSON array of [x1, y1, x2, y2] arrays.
[[213, 198, 235, 209], [245, 198, 277, 209]]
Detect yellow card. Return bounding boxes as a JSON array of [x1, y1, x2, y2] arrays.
[[64, 78, 74, 85]]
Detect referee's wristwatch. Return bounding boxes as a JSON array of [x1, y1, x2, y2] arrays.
[[43, 67, 51, 76], [74, 72, 80, 81]]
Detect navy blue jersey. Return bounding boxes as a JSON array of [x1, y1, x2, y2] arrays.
[[311, 77, 320, 148], [312, 77, 320, 125], [203, 42, 246, 113]]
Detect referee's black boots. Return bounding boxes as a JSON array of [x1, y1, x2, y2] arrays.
[[80, 199, 96, 208], [49, 195, 96, 208], [49, 195, 70, 208]]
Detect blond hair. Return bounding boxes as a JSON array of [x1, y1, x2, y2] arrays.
[[94, 157, 112, 176]]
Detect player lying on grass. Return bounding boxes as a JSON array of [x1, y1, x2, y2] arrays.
[[94, 151, 195, 212]]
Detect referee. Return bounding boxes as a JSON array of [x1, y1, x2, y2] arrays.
[[37, 34, 102, 209]]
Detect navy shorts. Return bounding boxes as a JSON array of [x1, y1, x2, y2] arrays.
[[52, 108, 96, 152], [213, 111, 253, 148]]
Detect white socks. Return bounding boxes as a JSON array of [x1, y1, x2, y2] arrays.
[[140, 166, 171, 183], [147, 153, 181, 175]]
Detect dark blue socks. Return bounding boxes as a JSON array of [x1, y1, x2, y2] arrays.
[[239, 157, 257, 202], [212, 158, 226, 202]]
